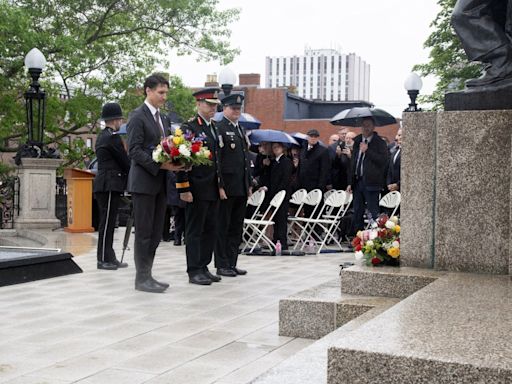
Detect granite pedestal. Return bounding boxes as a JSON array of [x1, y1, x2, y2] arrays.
[[401, 111, 511, 275], [14, 158, 63, 230]]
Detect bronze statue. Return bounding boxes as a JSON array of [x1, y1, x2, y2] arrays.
[[452, 0, 512, 89]]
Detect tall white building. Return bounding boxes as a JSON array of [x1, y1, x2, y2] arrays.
[[265, 48, 370, 102]]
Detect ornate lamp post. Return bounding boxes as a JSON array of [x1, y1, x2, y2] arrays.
[[24, 48, 47, 153], [404, 72, 423, 112], [218, 67, 237, 97]]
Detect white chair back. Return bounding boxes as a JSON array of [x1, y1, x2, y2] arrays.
[[380, 191, 401, 216], [290, 189, 307, 205], [325, 190, 347, 209], [246, 189, 266, 220], [269, 190, 286, 209]]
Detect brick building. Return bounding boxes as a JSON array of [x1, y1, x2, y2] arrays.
[[213, 74, 400, 145]]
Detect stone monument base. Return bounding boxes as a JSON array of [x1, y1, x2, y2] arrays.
[[445, 86, 512, 111], [14, 158, 63, 230]]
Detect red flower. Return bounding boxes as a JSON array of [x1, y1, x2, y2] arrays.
[[371, 257, 381, 265], [378, 229, 387, 238], [191, 143, 201, 154], [170, 147, 180, 157], [377, 214, 389, 227], [355, 244, 362, 252], [208, 152, 213, 160], [352, 237, 361, 246]]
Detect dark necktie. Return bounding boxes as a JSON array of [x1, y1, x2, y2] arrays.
[[154, 111, 165, 137], [356, 139, 368, 177]]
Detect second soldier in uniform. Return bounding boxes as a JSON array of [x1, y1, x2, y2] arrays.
[[215, 94, 251, 277]]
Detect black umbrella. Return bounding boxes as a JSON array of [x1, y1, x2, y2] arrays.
[[330, 107, 397, 127]]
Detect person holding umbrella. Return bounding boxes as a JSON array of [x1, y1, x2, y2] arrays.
[[347, 117, 389, 232], [94, 102, 130, 270]]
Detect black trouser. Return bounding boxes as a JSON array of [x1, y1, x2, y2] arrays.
[[185, 199, 219, 276], [162, 205, 173, 240], [172, 206, 185, 241], [215, 196, 247, 268], [132, 188, 167, 282], [273, 201, 289, 249], [95, 191, 121, 263], [351, 179, 380, 233]]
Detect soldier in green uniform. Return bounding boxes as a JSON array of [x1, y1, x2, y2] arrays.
[[176, 88, 223, 285], [215, 94, 251, 277]]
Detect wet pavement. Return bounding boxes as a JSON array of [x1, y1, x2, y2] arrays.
[[0, 229, 352, 384]]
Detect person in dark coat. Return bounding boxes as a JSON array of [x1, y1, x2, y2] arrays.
[[127, 74, 185, 293], [387, 128, 402, 192], [163, 171, 186, 245], [268, 142, 293, 250], [94, 102, 131, 270], [215, 94, 251, 277], [329, 137, 352, 191], [347, 117, 389, 232], [176, 88, 223, 285]]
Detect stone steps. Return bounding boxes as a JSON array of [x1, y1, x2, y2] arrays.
[[327, 273, 512, 383], [279, 278, 399, 339], [251, 302, 397, 384]]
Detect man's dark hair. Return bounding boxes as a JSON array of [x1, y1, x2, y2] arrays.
[[143, 73, 170, 96]]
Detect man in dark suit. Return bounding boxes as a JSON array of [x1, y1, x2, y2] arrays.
[[94, 102, 131, 270], [347, 118, 389, 232], [387, 128, 401, 192], [215, 94, 251, 277], [127, 73, 185, 293], [298, 129, 330, 193], [176, 88, 223, 285], [268, 142, 293, 250]]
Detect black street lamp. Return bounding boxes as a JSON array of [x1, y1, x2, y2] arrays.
[[404, 72, 423, 112], [24, 48, 47, 151]]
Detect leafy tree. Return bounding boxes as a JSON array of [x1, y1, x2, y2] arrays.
[[413, 0, 481, 110], [0, 0, 239, 167]]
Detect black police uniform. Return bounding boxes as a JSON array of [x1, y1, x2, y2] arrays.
[[176, 114, 221, 283], [94, 126, 130, 267], [215, 113, 251, 273]]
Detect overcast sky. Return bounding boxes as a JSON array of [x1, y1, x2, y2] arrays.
[[165, 0, 441, 117]]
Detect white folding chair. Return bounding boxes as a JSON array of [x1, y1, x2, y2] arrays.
[[243, 190, 286, 253], [380, 191, 401, 217], [241, 189, 266, 247], [290, 189, 323, 250], [298, 190, 348, 254], [286, 189, 307, 242]]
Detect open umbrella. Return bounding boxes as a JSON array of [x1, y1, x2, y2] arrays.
[[249, 129, 299, 146], [330, 107, 397, 127], [290, 132, 326, 147], [214, 112, 261, 130]]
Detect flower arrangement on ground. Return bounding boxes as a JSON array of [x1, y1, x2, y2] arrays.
[[351, 214, 400, 266], [152, 127, 212, 166]]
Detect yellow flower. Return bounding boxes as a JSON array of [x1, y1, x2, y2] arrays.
[[394, 225, 400, 233], [388, 247, 400, 258], [172, 136, 182, 146], [175, 128, 183, 136], [356, 230, 363, 240]]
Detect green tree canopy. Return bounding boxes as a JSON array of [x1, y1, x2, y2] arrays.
[[0, 0, 239, 167], [413, 0, 482, 110]]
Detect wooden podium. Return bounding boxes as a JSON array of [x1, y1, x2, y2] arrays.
[[64, 168, 95, 233]]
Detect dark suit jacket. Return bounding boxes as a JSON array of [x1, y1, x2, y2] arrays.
[[175, 115, 220, 201], [217, 117, 251, 197], [93, 127, 130, 193], [126, 104, 170, 195], [349, 132, 389, 189], [387, 146, 401, 189], [269, 156, 293, 200], [328, 141, 351, 190], [298, 142, 330, 191]]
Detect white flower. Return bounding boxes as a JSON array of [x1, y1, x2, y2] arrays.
[[354, 251, 364, 260], [152, 145, 162, 162], [178, 144, 190, 157], [385, 220, 396, 229], [366, 240, 374, 248], [369, 230, 378, 240], [390, 216, 399, 224], [392, 241, 400, 248]]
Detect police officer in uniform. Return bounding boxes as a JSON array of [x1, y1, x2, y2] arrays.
[[215, 94, 250, 277], [94, 102, 130, 270], [176, 88, 223, 285]]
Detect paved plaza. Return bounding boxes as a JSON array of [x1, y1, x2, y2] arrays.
[[0, 230, 352, 384]]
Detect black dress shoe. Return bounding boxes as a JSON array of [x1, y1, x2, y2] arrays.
[[189, 273, 212, 285], [97, 261, 118, 270], [113, 259, 128, 268], [151, 277, 169, 289], [205, 270, 221, 282], [232, 266, 247, 275], [135, 279, 167, 293], [173, 239, 182, 246], [217, 267, 237, 277]]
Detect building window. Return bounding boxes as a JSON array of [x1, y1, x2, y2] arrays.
[[86, 138, 93, 148]]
